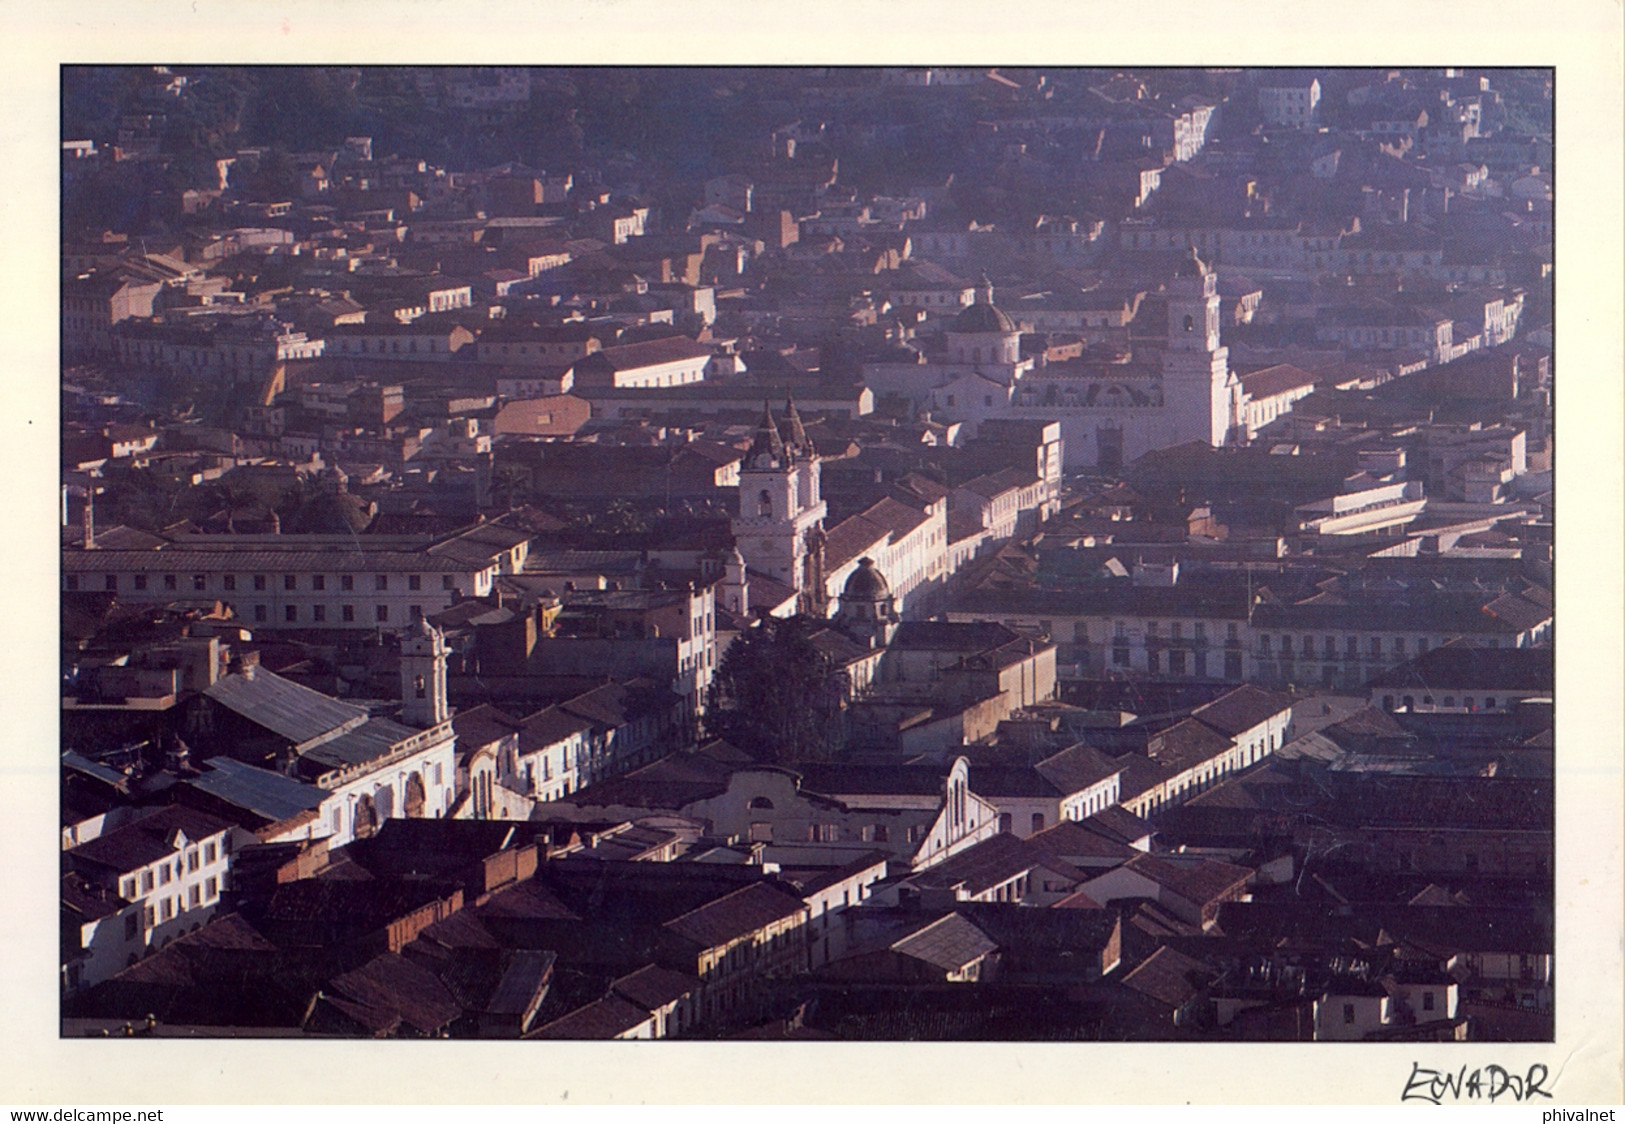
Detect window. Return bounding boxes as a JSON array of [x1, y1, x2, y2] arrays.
[[284, 574, 297, 591], [186, 849, 198, 873], [408, 574, 421, 591], [164, 573, 178, 591], [65, 575, 79, 591], [253, 574, 267, 591], [133, 574, 148, 590], [124, 913, 139, 941], [204, 876, 218, 900], [442, 575, 456, 591], [312, 574, 325, 591], [1422, 992, 1435, 1012], [341, 574, 354, 591], [158, 865, 170, 885], [105, 574, 118, 591], [375, 574, 388, 591], [254, 604, 267, 622], [285, 605, 298, 622], [342, 605, 354, 622], [312, 605, 326, 623], [160, 898, 173, 922], [376, 605, 389, 622], [223, 574, 236, 591], [1343, 1003, 1356, 1024], [203, 842, 216, 863], [187, 885, 201, 908], [193, 574, 207, 591], [143, 905, 155, 929], [409, 605, 423, 620]]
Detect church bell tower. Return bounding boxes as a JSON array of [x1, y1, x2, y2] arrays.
[[732, 401, 828, 606], [1160, 249, 1234, 448], [399, 618, 450, 728]]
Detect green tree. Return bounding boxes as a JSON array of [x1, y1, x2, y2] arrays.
[[704, 614, 847, 765]]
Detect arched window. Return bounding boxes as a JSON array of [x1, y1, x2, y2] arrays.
[[404, 772, 427, 818], [354, 793, 377, 839], [1183, 314, 1195, 332], [748, 796, 775, 810], [414, 674, 426, 699], [757, 490, 772, 517]]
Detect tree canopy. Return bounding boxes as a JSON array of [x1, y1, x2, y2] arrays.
[[704, 614, 846, 766]]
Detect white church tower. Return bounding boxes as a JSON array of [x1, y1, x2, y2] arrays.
[[399, 618, 450, 729], [1160, 249, 1235, 448], [732, 402, 827, 610]]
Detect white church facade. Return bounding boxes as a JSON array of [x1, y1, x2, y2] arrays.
[[866, 254, 1258, 470]]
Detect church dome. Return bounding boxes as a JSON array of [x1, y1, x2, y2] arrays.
[[842, 557, 891, 601], [1173, 246, 1209, 279], [950, 301, 1017, 335], [950, 273, 1017, 335]]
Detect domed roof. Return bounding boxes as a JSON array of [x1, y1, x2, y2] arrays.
[[949, 301, 1017, 335], [286, 487, 376, 535], [1173, 246, 1210, 279], [841, 557, 892, 601]]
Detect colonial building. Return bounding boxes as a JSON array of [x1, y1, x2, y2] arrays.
[[866, 254, 1243, 470]]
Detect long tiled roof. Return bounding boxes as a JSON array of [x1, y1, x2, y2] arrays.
[[530, 994, 653, 1039], [63, 548, 478, 573], [906, 832, 1055, 897], [611, 963, 699, 1011], [1191, 685, 1294, 737], [1121, 945, 1210, 1009], [662, 882, 806, 950], [69, 805, 233, 874], [1035, 743, 1127, 794], [1365, 646, 1552, 692]]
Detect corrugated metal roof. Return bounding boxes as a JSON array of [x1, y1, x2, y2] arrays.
[[299, 717, 420, 772], [189, 757, 326, 823], [62, 750, 128, 789], [891, 913, 998, 973], [203, 668, 367, 746], [486, 950, 556, 1019]]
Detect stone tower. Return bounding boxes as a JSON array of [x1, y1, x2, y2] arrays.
[[399, 618, 450, 728], [1160, 249, 1235, 448], [732, 401, 827, 603]]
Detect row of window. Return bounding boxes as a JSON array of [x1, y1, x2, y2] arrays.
[[1260, 634, 1432, 658], [78, 572, 454, 594], [1383, 694, 1501, 711], [1112, 646, 1244, 679], [120, 842, 219, 899], [253, 603, 424, 624], [333, 336, 448, 354], [124, 876, 221, 939]]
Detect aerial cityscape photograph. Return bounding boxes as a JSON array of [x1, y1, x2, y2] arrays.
[[56, 64, 1559, 1046]]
